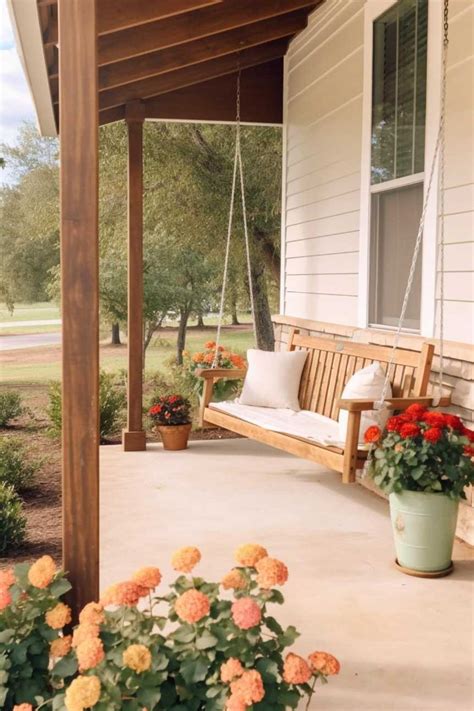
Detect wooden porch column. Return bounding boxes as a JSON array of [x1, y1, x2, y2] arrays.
[[122, 101, 146, 451], [59, 0, 100, 615]]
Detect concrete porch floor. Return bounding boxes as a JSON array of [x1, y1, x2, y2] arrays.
[[100, 439, 473, 711]]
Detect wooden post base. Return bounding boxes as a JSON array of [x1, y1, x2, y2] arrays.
[[122, 430, 147, 451]]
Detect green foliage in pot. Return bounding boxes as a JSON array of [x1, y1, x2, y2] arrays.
[[0, 484, 26, 555], [0, 392, 24, 427], [365, 404, 474, 499], [47, 371, 126, 440], [0, 438, 40, 493]]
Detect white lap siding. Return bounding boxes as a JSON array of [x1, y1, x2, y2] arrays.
[[282, 0, 474, 343]]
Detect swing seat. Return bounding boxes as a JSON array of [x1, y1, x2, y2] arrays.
[[198, 330, 448, 483]]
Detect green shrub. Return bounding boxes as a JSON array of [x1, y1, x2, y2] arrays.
[[0, 391, 23, 427], [0, 438, 39, 492], [0, 483, 26, 554], [47, 371, 126, 440]]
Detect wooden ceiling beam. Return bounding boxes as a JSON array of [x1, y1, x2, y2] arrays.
[[50, 10, 309, 99], [44, 0, 222, 43], [96, 38, 289, 111], [136, 59, 284, 125], [46, 0, 318, 63]]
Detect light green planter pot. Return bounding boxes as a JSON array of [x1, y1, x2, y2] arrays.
[[389, 491, 459, 573]]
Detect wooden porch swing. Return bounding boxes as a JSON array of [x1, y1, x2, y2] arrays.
[[198, 0, 452, 483]]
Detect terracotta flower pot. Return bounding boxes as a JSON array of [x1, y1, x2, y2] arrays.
[[155, 423, 192, 451]]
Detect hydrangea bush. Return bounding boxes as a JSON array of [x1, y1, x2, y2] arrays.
[[0, 546, 339, 711], [365, 404, 474, 498], [186, 342, 246, 402]]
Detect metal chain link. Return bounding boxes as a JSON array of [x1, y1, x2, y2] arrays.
[[376, 0, 449, 410], [212, 69, 256, 367]]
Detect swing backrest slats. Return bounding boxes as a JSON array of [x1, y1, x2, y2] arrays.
[[287, 329, 434, 418]]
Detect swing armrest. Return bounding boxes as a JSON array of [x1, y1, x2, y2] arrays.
[[195, 368, 247, 381], [338, 395, 451, 412]]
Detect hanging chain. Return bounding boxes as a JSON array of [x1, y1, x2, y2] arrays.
[[376, 0, 449, 410], [212, 69, 256, 367]]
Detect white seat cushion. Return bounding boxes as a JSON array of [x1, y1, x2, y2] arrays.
[[209, 400, 344, 447], [239, 349, 308, 410], [338, 362, 392, 443]]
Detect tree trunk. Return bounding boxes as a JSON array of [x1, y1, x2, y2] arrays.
[[250, 263, 274, 351], [176, 309, 190, 365], [111, 322, 121, 345], [197, 311, 205, 328], [231, 296, 240, 326]]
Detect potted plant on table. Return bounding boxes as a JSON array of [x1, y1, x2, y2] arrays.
[[149, 394, 192, 451], [186, 341, 246, 402], [365, 404, 474, 576]]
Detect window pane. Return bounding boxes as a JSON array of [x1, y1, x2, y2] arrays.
[[371, 0, 428, 184], [369, 183, 423, 330]]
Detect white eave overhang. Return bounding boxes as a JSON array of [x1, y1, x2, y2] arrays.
[[7, 0, 57, 137]]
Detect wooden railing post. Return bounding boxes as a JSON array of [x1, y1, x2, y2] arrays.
[[122, 101, 147, 451], [59, 0, 100, 617]]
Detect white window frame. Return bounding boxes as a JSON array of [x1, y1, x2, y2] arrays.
[[358, 0, 443, 336]]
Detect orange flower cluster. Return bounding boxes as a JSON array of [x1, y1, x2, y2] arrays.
[[0, 567, 15, 588], [101, 580, 147, 607], [0, 586, 12, 611], [190, 343, 246, 371], [13, 705, 33, 711], [72, 622, 100, 649], [123, 644, 152, 673], [283, 653, 312, 684], [230, 669, 265, 706], [231, 597, 261, 630], [50, 635, 72, 658], [234, 543, 268, 568], [308, 651, 340, 676], [175, 589, 210, 623], [28, 555, 56, 589], [79, 601, 104, 626], [220, 658, 244, 683], [46, 602, 72, 630], [76, 637, 105, 672], [221, 568, 247, 590], [255, 557, 288, 589], [65, 674, 101, 711], [172, 546, 201, 573], [132, 566, 162, 590]]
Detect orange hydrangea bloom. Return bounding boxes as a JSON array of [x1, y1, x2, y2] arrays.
[[101, 581, 145, 607], [76, 637, 105, 672], [65, 675, 101, 711], [28, 555, 56, 589], [204, 341, 216, 349], [230, 670, 265, 705], [123, 644, 152, 673], [226, 695, 247, 711], [221, 569, 247, 591], [308, 651, 340, 676], [255, 557, 288, 589], [0, 568, 15, 588], [79, 601, 104, 626], [132, 566, 162, 590], [46, 602, 72, 630], [283, 653, 312, 684], [171, 546, 201, 573], [220, 658, 245, 683], [231, 597, 261, 630], [72, 622, 100, 648], [50, 635, 72, 658], [0, 586, 12, 611], [13, 705, 33, 711], [192, 352, 204, 363], [175, 589, 210, 623], [234, 544, 268, 568]]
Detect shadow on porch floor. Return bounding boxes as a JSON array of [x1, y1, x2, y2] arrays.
[[100, 439, 473, 711]]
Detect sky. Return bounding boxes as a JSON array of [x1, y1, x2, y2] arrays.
[[0, 0, 36, 146]]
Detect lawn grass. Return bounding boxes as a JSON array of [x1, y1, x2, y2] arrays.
[[0, 302, 61, 323], [1, 325, 255, 384]]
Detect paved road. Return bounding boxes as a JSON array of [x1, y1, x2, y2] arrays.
[[0, 332, 61, 351]]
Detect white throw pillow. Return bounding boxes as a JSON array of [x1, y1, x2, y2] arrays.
[[338, 362, 392, 443], [239, 349, 308, 410]]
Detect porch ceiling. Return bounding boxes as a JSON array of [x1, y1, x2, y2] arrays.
[[33, 0, 321, 130]]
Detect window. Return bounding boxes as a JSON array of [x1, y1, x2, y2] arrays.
[[369, 0, 428, 330]]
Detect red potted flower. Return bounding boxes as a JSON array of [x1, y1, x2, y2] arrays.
[[149, 394, 192, 451], [365, 404, 474, 576]]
